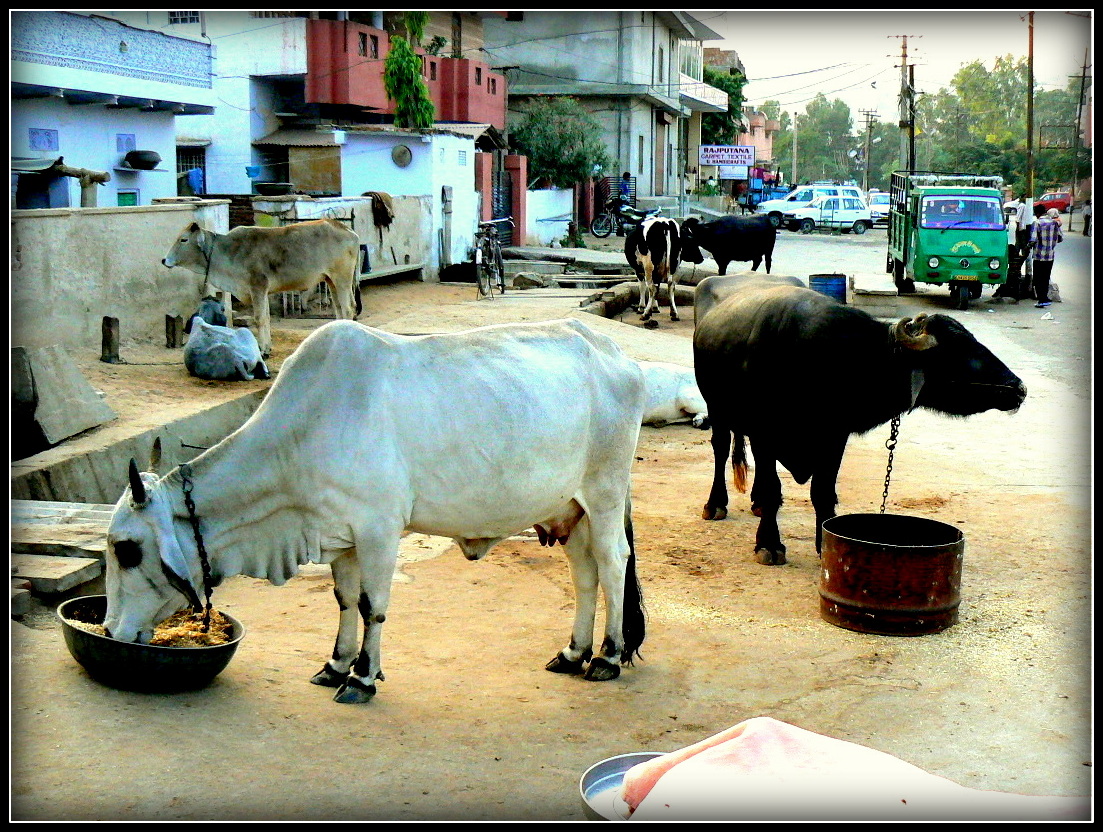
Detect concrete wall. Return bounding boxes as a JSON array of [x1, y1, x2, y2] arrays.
[[251, 194, 436, 279], [526, 188, 574, 246], [11, 201, 229, 353]]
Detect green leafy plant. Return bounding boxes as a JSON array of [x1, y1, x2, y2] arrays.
[[509, 97, 610, 188], [383, 11, 435, 129]]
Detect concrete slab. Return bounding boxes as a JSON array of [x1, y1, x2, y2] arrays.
[[11, 500, 117, 525], [16, 345, 117, 445], [11, 523, 109, 560], [11, 583, 33, 617], [11, 554, 102, 595]]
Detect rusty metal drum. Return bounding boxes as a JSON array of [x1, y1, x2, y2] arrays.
[[818, 513, 964, 636]]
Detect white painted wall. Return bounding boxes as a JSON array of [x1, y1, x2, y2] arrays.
[[340, 131, 479, 271], [107, 11, 310, 196], [526, 189, 574, 246], [11, 98, 179, 207]]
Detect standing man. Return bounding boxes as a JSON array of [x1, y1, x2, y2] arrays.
[[1083, 199, 1092, 236], [1030, 203, 1063, 308], [1014, 194, 1036, 299]]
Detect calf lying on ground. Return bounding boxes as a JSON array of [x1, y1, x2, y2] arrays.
[[183, 297, 270, 381], [638, 360, 709, 428]]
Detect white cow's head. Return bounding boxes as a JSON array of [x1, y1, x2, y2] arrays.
[[103, 459, 206, 643], [161, 221, 209, 271]]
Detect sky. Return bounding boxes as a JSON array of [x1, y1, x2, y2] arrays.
[[689, 10, 1092, 120]]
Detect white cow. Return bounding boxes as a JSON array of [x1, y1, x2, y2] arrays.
[[638, 360, 709, 428], [162, 219, 362, 357], [103, 318, 648, 704], [183, 297, 270, 381]]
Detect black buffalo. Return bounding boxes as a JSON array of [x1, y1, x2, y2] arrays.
[[680, 214, 776, 275], [693, 275, 1027, 565]]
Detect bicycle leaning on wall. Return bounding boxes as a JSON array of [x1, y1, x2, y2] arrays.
[[474, 217, 514, 299]]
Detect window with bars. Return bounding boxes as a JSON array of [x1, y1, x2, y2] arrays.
[[250, 11, 296, 18], [176, 147, 207, 196], [176, 148, 206, 177], [168, 11, 201, 25]]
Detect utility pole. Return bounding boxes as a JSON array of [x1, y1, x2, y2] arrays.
[[859, 109, 879, 192], [1071, 48, 1089, 202], [791, 111, 798, 186], [1026, 11, 1035, 202], [890, 35, 919, 172]]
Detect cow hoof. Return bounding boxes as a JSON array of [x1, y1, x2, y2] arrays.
[[702, 505, 727, 521], [545, 649, 592, 675], [333, 677, 377, 704], [643, 319, 659, 330], [754, 546, 787, 566], [310, 664, 347, 688], [583, 657, 621, 681]]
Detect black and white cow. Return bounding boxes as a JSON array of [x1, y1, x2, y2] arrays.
[[693, 275, 1027, 565], [680, 214, 776, 276], [625, 217, 686, 328], [103, 318, 647, 703]]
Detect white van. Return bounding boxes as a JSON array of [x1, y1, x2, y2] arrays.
[[756, 185, 866, 227]]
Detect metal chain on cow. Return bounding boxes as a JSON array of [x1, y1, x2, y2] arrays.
[[178, 463, 215, 631], [879, 415, 901, 514]]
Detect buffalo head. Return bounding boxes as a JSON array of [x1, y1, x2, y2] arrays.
[[678, 217, 706, 265], [893, 314, 1027, 416]]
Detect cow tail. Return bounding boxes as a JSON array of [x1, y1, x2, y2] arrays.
[[354, 282, 362, 317], [621, 492, 646, 664], [732, 433, 749, 494]]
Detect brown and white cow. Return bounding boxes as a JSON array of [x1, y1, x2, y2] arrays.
[[162, 219, 362, 356], [624, 217, 687, 328]]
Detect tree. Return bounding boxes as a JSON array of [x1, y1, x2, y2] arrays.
[[701, 67, 747, 146], [383, 11, 435, 129], [794, 94, 855, 183], [509, 97, 610, 188]]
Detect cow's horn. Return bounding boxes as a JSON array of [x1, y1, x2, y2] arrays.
[[892, 315, 938, 350], [128, 458, 147, 505], [149, 437, 162, 472]]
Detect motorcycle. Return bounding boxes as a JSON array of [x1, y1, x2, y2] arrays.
[[590, 197, 661, 238]]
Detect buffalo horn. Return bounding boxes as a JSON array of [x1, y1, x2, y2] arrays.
[[149, 436, 162, 472], [128, 458, 147, 505], [892, 314, 938, 350]]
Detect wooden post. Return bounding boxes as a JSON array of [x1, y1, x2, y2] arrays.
[[53, 158, 111, 208], [165, 314, 185, 348], [100, 317, 121, 364]]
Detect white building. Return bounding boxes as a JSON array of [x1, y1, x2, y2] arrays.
[[11, 10, 214, 208]]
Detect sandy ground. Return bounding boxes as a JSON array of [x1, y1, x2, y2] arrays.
[[10, 255, 1092, 821]]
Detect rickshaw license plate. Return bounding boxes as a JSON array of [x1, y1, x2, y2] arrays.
[[952, 274, 979, 280]]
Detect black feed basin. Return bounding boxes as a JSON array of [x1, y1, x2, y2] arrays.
[[57, 595, 245, 693]]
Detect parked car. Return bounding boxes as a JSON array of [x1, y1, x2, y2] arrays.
[[756, 184, 866, 227], [868, 191, 891, 226], [783, 194, 873, 234], [1034, 191, 1073, 213]]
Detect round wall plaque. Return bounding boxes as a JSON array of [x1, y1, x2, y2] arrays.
[[391, 144, 413, 167]]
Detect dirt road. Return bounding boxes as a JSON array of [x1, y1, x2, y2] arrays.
[[10, 263, 1091, 820]]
